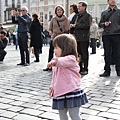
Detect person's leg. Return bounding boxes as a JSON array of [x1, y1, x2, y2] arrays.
[[21, 33, 30, 64], [100, 35, 111, 77], [58, 108, 68, 120], [0, 50, 7, 61], [48, 40, 54, 62], [17, 33, 25, 64], [69, 107, 81, 120], [77, 41, 83, 72], [34, 47, 39, 62], [80, 41, 89, 73], [103, 36, 111, 72], [112, 35, 120, 76], [91, 38, 96, 54]]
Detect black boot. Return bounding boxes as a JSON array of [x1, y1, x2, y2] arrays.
[[100, 71, 110, 77]]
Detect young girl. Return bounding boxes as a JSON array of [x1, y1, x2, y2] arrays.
[[47, 34, 88, 120]]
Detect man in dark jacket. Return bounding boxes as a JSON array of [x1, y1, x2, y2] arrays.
[[12, 6, 31, 66], [99, 0, 120, 77], [0, 30, 8, 62], [74, 1, 92, 75]]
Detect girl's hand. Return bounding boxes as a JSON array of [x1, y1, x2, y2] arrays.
[[47, 60, 56, 69], [49, 87, 54, 97]]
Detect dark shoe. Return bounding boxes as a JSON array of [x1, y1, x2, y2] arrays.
[[99, 71, 110, 77], [80, 71, 88, 75], [117, 71, 120, 76], [24, 63, 30, 66], [17, 63, 25, 65], [34, 60, 39, 62], [90, 53, 96, 54], [43, 68, 52, 71]]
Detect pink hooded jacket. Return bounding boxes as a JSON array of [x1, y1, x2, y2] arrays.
[[50, 55, 81, 98]]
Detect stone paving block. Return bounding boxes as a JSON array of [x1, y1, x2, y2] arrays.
[[20, 108, 44, 116], [0, 111, 17, 118], [20, 103, 42, 109], [90, 97, 113, 103], [101, 103, 120, 109], [98, 112, 120, 120], [88, 100, 102, 105], [107, 109, 120, 114], [13, 114, 41, 120], [37, 101, 52, 107], [0, 118, 11, 120], [90, 105, 109, 112], [81, 114, 107, 120], [7, 106, 24, 112], [112, 101, 120, 105], [81, 108, 100, 115], [9, 101, 25, 106], [0, 109, 6, 114], [0, 98, 14, 104], [2, 94, 18, 100], [0, 103, 12, 109], [40, 112, 59, 120]]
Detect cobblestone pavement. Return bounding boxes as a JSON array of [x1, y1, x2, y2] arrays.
[[0, 45, 120, 120]]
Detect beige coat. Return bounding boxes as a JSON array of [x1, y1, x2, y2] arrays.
[[49, 15, 70, 39], [90, 23, 98, 39]]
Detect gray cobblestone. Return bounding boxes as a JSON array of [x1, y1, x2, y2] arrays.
[[0, 46, 120, 120]]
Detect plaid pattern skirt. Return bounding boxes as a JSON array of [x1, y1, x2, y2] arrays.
[[52, 88, 88, 110]]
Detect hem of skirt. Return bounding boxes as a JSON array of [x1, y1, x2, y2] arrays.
[[52, 100, 88, 110]]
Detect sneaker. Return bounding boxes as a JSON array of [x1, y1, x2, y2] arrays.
[[99, 71, 110, 77]]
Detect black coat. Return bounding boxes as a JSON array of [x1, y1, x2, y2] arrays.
[[29, 19, 43, 47]]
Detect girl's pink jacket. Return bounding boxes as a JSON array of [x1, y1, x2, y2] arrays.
[[50, 55, 81, 98]]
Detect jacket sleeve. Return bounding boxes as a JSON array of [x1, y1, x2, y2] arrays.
[[99, 12, 105, 28], [12, 16, 18, 24], [53, 55, 77, 68], [29, 22, 34, 33], [17, 15, 31, 25], [0, 38, 8, 50], [64, 18, 70, 33], [49, 18, 53, 32], [75, 14, 92, 30]]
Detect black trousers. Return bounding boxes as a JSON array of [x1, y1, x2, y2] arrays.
[[102, 35, 120, 72], [18, 32, 30, 64], [34, 47, 40, 61], [77, 41, 89, 72], [48, 40, 54, 62], [0, 50, 7, 61], [90, 38, 96, 53]]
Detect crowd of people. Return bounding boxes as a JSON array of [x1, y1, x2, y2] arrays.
[[0, 0, 120, 119]]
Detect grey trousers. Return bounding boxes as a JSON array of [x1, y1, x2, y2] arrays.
[[58, 107, 81, 120]]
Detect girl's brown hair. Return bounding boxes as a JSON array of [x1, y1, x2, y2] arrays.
[[53, 34, 78, 60]]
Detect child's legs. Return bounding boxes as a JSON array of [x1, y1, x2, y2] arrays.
[[58, 108, 68, 120], [68, 107, 81, 120]]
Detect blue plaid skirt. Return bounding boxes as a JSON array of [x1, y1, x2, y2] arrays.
[[52, 89, 88, 110]]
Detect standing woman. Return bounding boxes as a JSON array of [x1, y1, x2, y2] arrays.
[[69, 4, 78, 34], [29, 13, 43, 62], [43, 5, 70, 71]]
